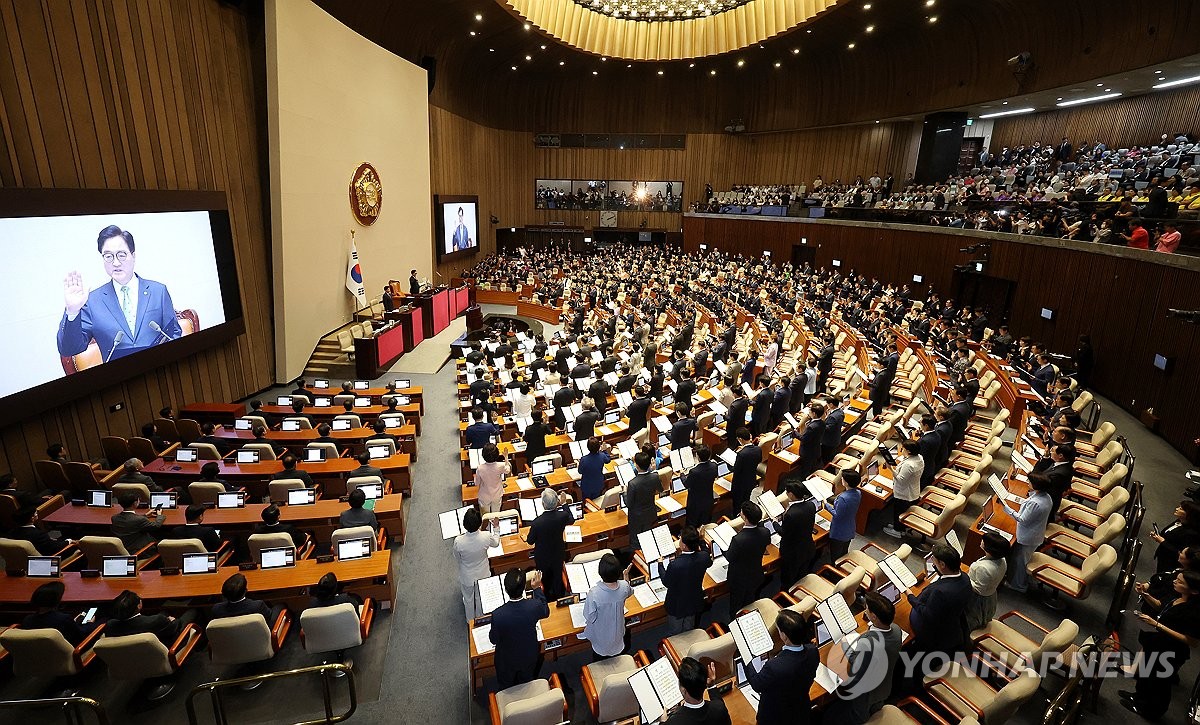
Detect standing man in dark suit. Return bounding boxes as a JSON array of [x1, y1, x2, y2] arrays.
[[573, 398, 600, 441], [932, 408, 954, 471], [489, 568, 550, 688], [725, 502, 770, 616], [408, 270, 420, 296], [769, 377, 791, 430], [1032, 443, 1076, 516], [552, 381, 578, 430], [820, 395, 845, 465], [946, 388, 973, 450], [906, 544, 971, 664], [625, 451, 662, 545], [661, 526, 712, 634], [778, 480, 817, 589], [914, 415, 942, 490], [525, 490, 573, 600], [522, 410, 554, 463], [683, 445, 719, 528], [587, 376, 610, 415], [1032, 354, 1056, 397], [868, 343, 899, 416], [744, 609, 819, 725], [730, 428, 762, 511], [816, 342, 835, 394], [750, 376, 774, 436], [670, 405, 698, 451], [725, 387, 749, 448], [797, 403, 826, 480], [626, 386, 653, 435]]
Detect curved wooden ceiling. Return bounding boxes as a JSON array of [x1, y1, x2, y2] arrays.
[[501, 0, 842, 60]]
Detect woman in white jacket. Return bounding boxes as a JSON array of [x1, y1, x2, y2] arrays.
[[883, 439, 924, 538], [453, 507, 501, 621]]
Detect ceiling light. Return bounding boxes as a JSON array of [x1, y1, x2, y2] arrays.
[[475, 13, 483, 20], [657, 69, 664, 75], [1056, 97, 1062, 100], [689, 62, 695, 67], [865, 25, 874, 32], [806, 29, 812, 33], [1096, 83, 1104, 87], [792, 48, 800, 54], [1155, 69, 1164, 73], [977, 107, 1036, 119], [710, 69, 717, 75], [540, 44, 546, 49], [523, 23, 530, 29], [774, 61, 781, 68], [592, 70, 598, 75], [488, 48, 495, 52], [737, 59, 745, 67], [511, 66, 518, 70], [1057, 92, 1121, 107], [627, 63, 633, 68], [469, 31, 476, 36], [601, 57, 607, 61], [1105, 88, 1111, 92], [925, 0, 935, 6], [559, 61, 565, 66], [1153, 74, 1200, 89], [525, 55, 532, 60], [863, 2, 871, 7], [875, 120, 880, 123], [927, 16, 937, 23], [847, 42, 856, 49]]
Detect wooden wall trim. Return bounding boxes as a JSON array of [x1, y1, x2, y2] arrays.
[[682, 214, 1200, 457]]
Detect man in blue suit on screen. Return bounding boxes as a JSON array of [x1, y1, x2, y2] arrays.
[[57, 225, 182, 363], [451, 206, 473, 251]]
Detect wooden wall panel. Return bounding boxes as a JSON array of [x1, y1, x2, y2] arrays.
[[0, 0, 272, 485], [989, 84, 1200, 152], [682, 216, 1200, 457]]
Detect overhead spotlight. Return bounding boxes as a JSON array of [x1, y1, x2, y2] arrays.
[[475, 13, 483, 20], [774, 61, 781, 68], [511, 65, 517, 70], [601, 57, 607, 61], [925, 0, 935, 5], [863, 2, 871, 7], [792, 48, 801, 54], [689, 62, 695, 67], [927, 16, 937, 23], [847, 42, 856, 49], [559, 61, 565, 66], [469, 31, 476, 36], [657, 69, 664, 75], [525, 55, 532, 60], [710, 69, 717, 75], [865, 25, 874, 32], [737, 59, 745, 67], [540, 44, 546, 49], [488, 48, 495, 52], [523, 23, 530, 29], [592, 70, 598, 75]]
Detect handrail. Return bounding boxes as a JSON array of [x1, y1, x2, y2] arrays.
[[0, 695, 108, 725], [1041, 642, 1100, 725], [185, 663, 356, 725]]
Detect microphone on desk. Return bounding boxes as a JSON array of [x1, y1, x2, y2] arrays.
[[104, 331, 126, 363], [149, 320, 176, 343]]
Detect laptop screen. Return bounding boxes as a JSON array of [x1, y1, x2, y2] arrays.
[[353, 381, 369, 390], [259, 546, 296, 569], [337, 537, 372, 561], [276, 396, 291, 406], [498, 517, 518, 536], [354, 397, 372, 407], [181, 552, 217, 575], [26, 556, 59, 577], [368, 445, 390, 460], [217, 492, 244, 509], [288, 488, 316, 505], [87, 490, 111, 507], [393, 379, 410, 390], [314, 379, 329, 389], [149, 492, 177, 509], [332, 418, 352, 431], [102, 556, 137, 577], [357, 483, 383, 500], [234, 418, 252, 430], [314, 397, 332, 407], [382, 416, 403, 429], [175, 448, 198, 462], [237, 450, 260, 464], [878, 581, 901, 604], [604, 409, 621, 425], [281, 420, 301, 432], [531, 459, 554, 476], [304, 448, 326, 462]]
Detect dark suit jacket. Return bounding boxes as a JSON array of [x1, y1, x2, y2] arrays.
[[625, 472, 662, 540], [663, 698, 731, 725], [800, 419, 825, 462], [22, 609, 90, 645], [726, 524, 770, 607], [526, 509, 573, 573], [677, 379, 698, 405], [916, 431, 942, 486], [626, 397, 652, 434], [731, 445, 762, 506], [661, 549, 712, 618], [6, 525, 62, 555], [490, 589, 550, 686], [779, 499, 817, 585], [523, 422, 553, 461], [210, 596, 272, 621], [104, 612, 183, 647], [821, 408, 844, 447], [164, 523, 222, 552], [684, 461, 719, 527], [726, 397, 750, 443], [252, 521, 306, 547], [57, 277, 182, 360], [111, 509, 163, 551], [746, 644, 819, 724], [574, 411, 599, 441], [907, 572, 972, 654], [751, 389, 774, 435], [670, 418, 698, 450]]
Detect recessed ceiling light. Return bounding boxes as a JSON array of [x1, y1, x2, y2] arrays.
[[865, 25, 874, 32], [774, 61, 781, 68], [1057, 92, 1121, 107], [1002, 101, 1008, 105], [737, 59, 745, 67], [525, 55, 532, 60], [925, 0, 935, 6], [847, 42, 856, 49], [1155, 69, 1165, 74], [977, 107, 1035, 119], [540, 44, 546, 50], [806, 29, 812, 33], [559, 61, 565, 66], [592, 70, 598, 75], [710, 69, 717, 75], [689, 62, 695, 67], [1105, 88, 1111, 92], [927, 16, 937, 23], [792, 48, 800, 54], [875, 120, 880, 123], [627, 63, 632, 68], [488, 48, 495, 52], [475, 13, 482, 20], [1154, 74, 1200, 89], [523, 23, 530, 30], [511, 66, 517, 70], [863, 2, 871, 7], [601, 57, 607, 61], [1096, 83, 1104, 87], [469, 31, 476, 36], [657, 70, 664, 75], [1056, 97, 1063, 100]]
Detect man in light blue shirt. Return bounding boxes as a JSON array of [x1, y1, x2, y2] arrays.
[[827, 469, 863, 563], [1001, 472, 1053, 592]]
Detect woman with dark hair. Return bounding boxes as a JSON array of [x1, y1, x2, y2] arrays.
[[1137, 547, 1200, 616], [964, 532, 1010, 631], [473, 443, 510, 514], [453, 507, 500, 621], [1122, 570, 1200, 719], [1152, 500, 1200, 573]]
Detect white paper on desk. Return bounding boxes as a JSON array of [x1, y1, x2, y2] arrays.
[[569, 602, 587, 628], [714, 360, 728, 376], [878, 554, 918, 591], [640, 368, 652, 381], [710, 521, 737, 551], [467, 448, 483, 470], [511, 438, 529, 452], [648, 655, 684, 713], [564, 526, 583, 543], [518, 497, 545, 523], [633, 582, 661, 608], [1011, 451, 1034, 473], [946, 530, 964, 556], [708, 399, 728, 416], [706, 557, 729, 584], [472, 623, 495, 654], [583, 559, 602, 588], [988, 474, 1022, 506], [487, 542, 505, 558], [758, 493, 785, 520], [657, 496, 683, 514], [817, 595, 858, 641], [719, 448, 737, 466], [714, 478, 730, 495], [803, 477, 835, 503], [815, 663, 843, 694], [617, 439, 640, 460], [741, 382, 756, 397], [516, 476, 535, 491], [652, 416, 672, 433], [592, 351, 604, 364], [566, 467, 582, 482], [569, 440, 588, 460]]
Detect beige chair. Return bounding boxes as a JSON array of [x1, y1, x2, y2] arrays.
[[482, 509, 521, 532], [836, 542, 914, 590], [268, 478, 309, 503], [1067, 462, 1127, 503], [111, 482, 152, 503], [241, 415, 269, 430], [923, 663, 1041, 724], [971, 611, 1079, 671], [331, 525, 382, 554], [1042, 512, 1125, 560], [1074, 421, 1117, 457], [921, 473, 982, 510], [1058, 487, 1129, 531], [488, 675, 569, 725], [581, 653, 642, 722], [899, 494, 967, 541], [0, 536, 82, 570], [248, 531, 312, 562], [290, 394, 312, 406], [338, 330, 355, 359], [935, 455, 992, 494], [207, 611, 292, 666], [963, 408, 1009, 440], [1072, 441, 1122, 478], [175, 418, 202, 445], [1070, 390, 1094, 415], [241, 443, 278, 461], [78, 535, 155, 569], [791, 565, 867, 607], [157, 537, 231, 569], [188, 482, 227, 506], [950, 436, 1002, 468], [188, 443, 222, 461], [594, 485, 624, 509], [299, 600, 375, 662], [1, 626, 105, 677], [346, 475, 386, 496], [1027, 544, 1117, 607], [333, 394, 356, 407], [92, 626, 203, 700], [661, 625, 736, 672], [570, 548, 613, 565], [283, 417, 313, 431], [366, 438, 397, 456]]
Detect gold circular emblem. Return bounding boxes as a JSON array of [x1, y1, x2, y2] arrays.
[[350, 162, 383, 226]]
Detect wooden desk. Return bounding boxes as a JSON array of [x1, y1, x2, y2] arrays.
[[260, 404, 422, 436], [142, 454, 412, 498], [213, 425, 419, 461], [304, 386, 425, 416], [516, 300, 562, 325], [42, 494, 406, 545], [0, 551, 394, 613], [964, 411, 1035, 563], [180, 402, 246, 424]]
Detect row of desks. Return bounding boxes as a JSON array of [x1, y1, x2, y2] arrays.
[[211, 424, 419, 461], [141, 454, 412, 498]]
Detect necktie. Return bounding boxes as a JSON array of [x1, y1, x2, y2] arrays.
[[121, 285, 134, 330]]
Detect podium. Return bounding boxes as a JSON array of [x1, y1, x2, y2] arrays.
[[398, 305, 423, 352], [465, 305, 484, 331], [354, 322, 406, 379], [416, 286, 452, 338]]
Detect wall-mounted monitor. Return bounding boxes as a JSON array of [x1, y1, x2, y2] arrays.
[[0, 190, 243, 427], [1040, 307, 1055, 321], [1154, 354, 1173, 372], [912, 274, 924, 283], [434, 195, 480, 263], [832, 259, 842, 267]]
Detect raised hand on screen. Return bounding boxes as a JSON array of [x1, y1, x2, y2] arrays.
[[64, 271, 87, 317]]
